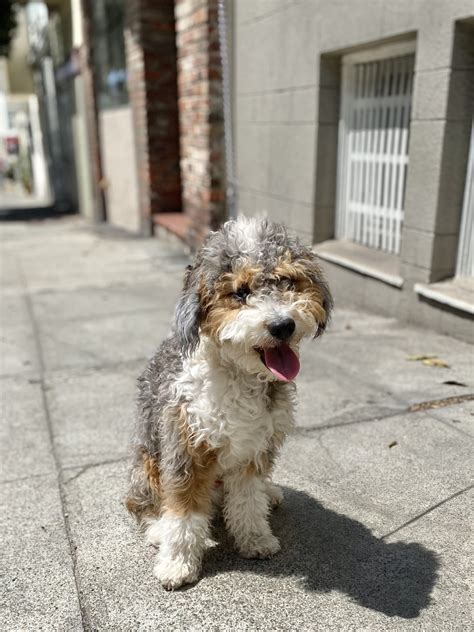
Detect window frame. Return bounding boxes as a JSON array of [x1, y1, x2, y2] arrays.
[[336, 40, 416, 256], [455, 119, 474, 278]]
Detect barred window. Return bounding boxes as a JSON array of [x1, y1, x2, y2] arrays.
[[336, 42, 415, 255]]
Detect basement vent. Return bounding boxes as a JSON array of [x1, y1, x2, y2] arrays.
[[336, 43, 415, 255]]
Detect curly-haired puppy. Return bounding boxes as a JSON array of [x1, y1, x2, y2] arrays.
[[126, 218, 332, 589]]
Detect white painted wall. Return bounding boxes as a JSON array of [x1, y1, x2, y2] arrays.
[[72, 76, 94, 220], [99, 105, 140, 233]]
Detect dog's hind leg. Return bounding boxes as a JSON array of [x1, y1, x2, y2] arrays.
[[125, 449, 162, 526]]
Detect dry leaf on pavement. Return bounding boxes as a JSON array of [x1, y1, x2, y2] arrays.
[[422, 358, 450, 368], [406, 354, 450, 368]]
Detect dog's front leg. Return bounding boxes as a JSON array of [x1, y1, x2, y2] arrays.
[[151, 509, 211, 590], [149, 454, 216, 590], [223, 468, 280, 559]]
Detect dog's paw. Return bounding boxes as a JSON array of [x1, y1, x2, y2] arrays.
[[266, 482, 284, 508], [153, 557, 200, 591], [238, 533, 281, 559]]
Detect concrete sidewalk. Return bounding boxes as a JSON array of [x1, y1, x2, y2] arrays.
[[1, 217, 472, 631]]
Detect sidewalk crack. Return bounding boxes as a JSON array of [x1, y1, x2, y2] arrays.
[[63, 457, 128, 485], [381, 484, 474, 539]]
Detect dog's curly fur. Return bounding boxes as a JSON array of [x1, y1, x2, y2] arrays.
[[126, 217, 332, 589]]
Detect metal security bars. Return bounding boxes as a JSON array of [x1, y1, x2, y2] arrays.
[[456, 120, 474, 278], [336, 43, 415, 255]]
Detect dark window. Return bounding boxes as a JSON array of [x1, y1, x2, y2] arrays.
[[92, 0, 128, 110]]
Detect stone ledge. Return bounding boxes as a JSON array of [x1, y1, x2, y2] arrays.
[[414, 278, 474, 315], [314, 239, 404, 288]]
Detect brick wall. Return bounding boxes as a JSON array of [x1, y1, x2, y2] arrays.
[[175, 0, 226, 247], [125, 0, 182, 234]]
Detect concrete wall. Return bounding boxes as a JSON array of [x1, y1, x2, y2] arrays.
[[233, 0, 474, 341], [99, 106, 141, 233]]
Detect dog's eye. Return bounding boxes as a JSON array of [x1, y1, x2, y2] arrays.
[[233, 286, 251, 303], [278, 276, 295, 290]]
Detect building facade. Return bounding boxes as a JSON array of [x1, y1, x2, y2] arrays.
[[232, 1, 473, 342]]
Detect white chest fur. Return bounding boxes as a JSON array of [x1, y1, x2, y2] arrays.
[[174, 340, 295, 470]]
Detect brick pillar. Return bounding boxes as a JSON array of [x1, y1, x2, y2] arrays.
[[125, 0, 182, 235], [175, 0, 226, 248]]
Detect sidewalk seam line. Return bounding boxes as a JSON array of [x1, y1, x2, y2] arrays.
[[0, 472, 54, 486], [21, 266, 90, 632], [295, 407, 406, 433]]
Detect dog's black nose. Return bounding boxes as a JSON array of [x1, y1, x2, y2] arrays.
[[267, 317, 296, 341]]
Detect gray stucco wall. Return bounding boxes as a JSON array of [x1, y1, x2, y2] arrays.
[[233, 0, 474, 341]]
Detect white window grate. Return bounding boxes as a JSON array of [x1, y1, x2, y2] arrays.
[[336, 44, 415, 255], [456, 119, 474, 278]]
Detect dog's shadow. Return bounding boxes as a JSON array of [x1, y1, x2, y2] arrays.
[[203, 487, 439, 619]]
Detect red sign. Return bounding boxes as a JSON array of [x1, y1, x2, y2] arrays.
[[5, 136, 20, 155]]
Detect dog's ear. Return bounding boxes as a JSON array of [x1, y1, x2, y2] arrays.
[[298, 250, 333, 337], [313, 275, 333, 337], [174, 263, 202, 356]]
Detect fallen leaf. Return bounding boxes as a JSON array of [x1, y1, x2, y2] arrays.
[[443, 380, 467, 387], [422, 358, 450, 368], [388, 441, 398, 448], [406, 354, 450, 368]]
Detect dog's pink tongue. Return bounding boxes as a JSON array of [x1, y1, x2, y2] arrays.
[[263, 344, 300, 382]]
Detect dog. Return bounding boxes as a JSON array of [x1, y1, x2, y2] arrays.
[[126, 217, 332, 590]]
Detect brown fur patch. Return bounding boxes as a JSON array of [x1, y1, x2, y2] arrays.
[[143, 451, 162, 499], [125, 496, 143, 516], [125, 450, 162, 518], [273, 257, 327, 325], [163, 405, 218, 516], [200, 265, 263, 340]]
